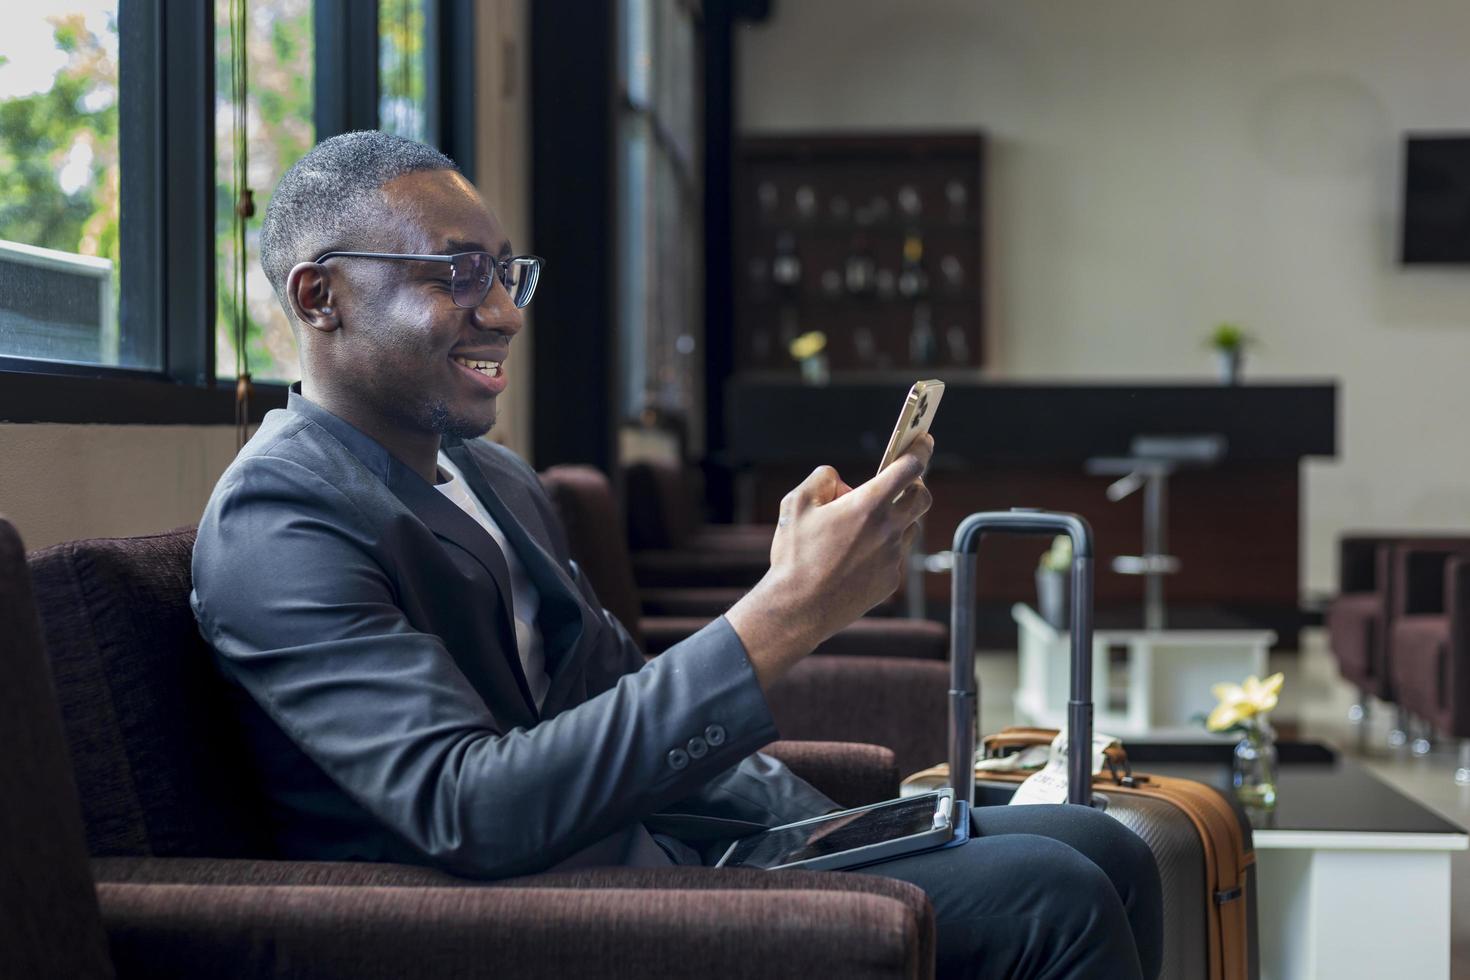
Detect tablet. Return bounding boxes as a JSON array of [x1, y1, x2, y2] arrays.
[[715, 790, 962, 872]]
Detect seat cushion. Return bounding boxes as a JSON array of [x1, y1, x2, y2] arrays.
[[1390, 615, 1452, 731], [1325, 592, 1384, 693]]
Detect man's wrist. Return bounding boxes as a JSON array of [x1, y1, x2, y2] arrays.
[[725, 571, 825, 689]]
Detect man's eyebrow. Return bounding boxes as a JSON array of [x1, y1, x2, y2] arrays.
[[443, 238, 513, 256]]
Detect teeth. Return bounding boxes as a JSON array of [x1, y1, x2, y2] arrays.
[[453, 356, 502, 377]]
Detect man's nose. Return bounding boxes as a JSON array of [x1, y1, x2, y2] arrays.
[[471, 278, 523, 336]]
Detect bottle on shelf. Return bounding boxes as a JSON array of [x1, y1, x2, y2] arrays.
[[946, 324, 970, 365], [844, 236, 877, 297], [771, 232, 802, 291], [909, 302, 938, 366], [945, 179, 968, 223], [940, 254, 965, 292], [897, 184, 923, 220]]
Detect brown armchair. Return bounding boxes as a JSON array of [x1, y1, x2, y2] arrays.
[[1326, 533, 1470, 745], [1388, 544, 1470, 778], [5, 516, 934, 979]]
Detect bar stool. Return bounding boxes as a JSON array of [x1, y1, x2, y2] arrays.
[[1085, 434, 1226, 629]]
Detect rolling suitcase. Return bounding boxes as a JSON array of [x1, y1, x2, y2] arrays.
[[924, 510, 1259, 980]]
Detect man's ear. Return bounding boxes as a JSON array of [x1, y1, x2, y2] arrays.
[[286, 262, 340, 333]]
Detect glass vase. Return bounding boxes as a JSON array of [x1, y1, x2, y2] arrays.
[[1232, 722, 1278, 808]]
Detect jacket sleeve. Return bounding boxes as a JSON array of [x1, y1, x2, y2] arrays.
[[191, 453, 780, 880]]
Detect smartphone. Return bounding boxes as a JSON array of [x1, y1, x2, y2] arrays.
[[877, 380, 945, 476]]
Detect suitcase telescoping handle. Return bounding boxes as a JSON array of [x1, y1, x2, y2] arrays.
[[949, 509, 1095, 808]]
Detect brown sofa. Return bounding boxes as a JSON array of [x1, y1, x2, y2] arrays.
[[5, 517, 935, 978]]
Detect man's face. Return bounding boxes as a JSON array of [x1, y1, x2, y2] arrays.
[[324, 169, 523, 440]]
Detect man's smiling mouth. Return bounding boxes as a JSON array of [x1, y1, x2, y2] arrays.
[[452, 355, 502, 378]]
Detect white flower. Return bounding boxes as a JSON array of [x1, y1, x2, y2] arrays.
[[1206, 672, 1284, 731]]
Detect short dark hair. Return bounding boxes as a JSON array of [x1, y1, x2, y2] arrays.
[[259, 130, 460, 320]]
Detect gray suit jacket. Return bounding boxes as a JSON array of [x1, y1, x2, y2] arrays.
[[191, 390, 834, 879]]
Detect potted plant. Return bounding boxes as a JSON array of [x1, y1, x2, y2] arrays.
[[1207, 322, 1253, 384], [1206, 672, 1285, 808]]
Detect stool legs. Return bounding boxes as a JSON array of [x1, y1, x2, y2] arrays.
[[1411, 719, 1434, 757], [1347, 693, 1368, 725], [1388, 707, 1410, 749]]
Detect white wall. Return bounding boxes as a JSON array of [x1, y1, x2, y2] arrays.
[[738, 0, 1470, 594], [0, 0, 532, 552]]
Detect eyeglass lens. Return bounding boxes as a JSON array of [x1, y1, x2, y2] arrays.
[[451, 253, 541, 310]]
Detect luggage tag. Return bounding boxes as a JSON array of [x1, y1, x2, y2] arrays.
[[1008, 730, 1121, 806]]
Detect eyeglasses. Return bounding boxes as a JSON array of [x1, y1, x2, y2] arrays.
[[314, 251, 544, 309]]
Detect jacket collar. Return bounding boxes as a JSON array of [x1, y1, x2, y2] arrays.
[[286, 387, 536, 718], [285, 386, 585, 712]]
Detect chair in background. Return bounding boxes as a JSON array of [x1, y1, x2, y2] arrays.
[[542, 464, 946, 657], [624, 457, 774, 589], [9, 516, 935, 978], [1388, 543, 1470, 781], [1326, 533, 1470, 748]]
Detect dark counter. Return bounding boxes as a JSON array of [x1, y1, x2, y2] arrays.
[[725, 378, 1337, 467], [721, 377, 1339, 647]]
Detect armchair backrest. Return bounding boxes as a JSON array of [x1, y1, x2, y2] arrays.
[[624, 458, 700, 551], [26, 525, 273, 859], [0, 517, 115, 978], [538, 465, 647, 648], [1389, 537, 1470, 617]]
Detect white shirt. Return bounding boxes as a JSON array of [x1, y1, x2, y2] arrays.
[[434, 451, 550, 710]]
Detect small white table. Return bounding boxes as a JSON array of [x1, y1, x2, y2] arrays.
[[1012, 603, 1276, 739], [1147, 757, 1468, 980]]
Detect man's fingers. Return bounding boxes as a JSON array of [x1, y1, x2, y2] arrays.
[[781, 465, 845, 523], [905, 433, 935, 474], [894, 478, 933, 525], [865, 451, 925, 504], [869, 434, 934, 500]]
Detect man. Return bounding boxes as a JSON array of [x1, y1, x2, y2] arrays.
[[192, 131, 1160, 979]]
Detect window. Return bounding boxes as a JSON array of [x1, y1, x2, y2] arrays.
[[214, 0, 314, 384], [615, 0, 702, 434], [0, 1, 470, 423], [379, 0, 431, 143], [0, 4, 150, 369]]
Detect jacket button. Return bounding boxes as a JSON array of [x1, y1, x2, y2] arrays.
[[686, 736, 708, 759], [704, 725, 726, 747], [667, 748, 690, 770]]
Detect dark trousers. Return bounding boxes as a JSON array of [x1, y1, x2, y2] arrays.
[[864, 803, 1163, 980]]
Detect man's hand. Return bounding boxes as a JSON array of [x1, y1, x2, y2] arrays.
[[726, 434, 934, 690]]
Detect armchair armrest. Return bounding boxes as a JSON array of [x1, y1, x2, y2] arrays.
[[100, 877, 932, 980], [765, 656, 949, 779], [812, 618, 947, 660], [641, 616, 946, 659], [761, 739, 900, 806], [631, 549, 769, 589]]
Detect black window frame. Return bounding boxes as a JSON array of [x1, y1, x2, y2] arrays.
[[0, 0, 474, 425]]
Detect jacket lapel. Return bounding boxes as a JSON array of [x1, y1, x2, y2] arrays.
[[444, 441, 586, 682], [384, 454, 540, 719]]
